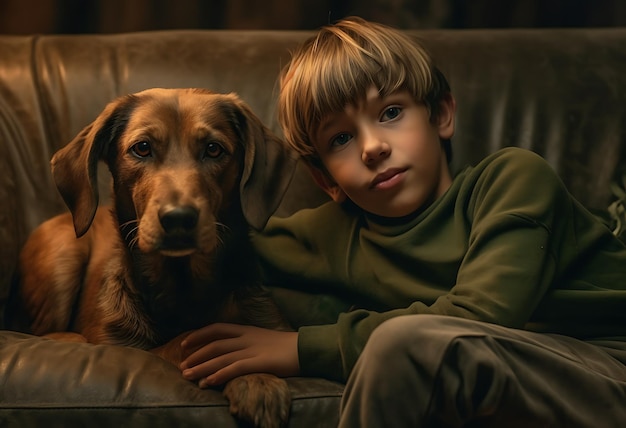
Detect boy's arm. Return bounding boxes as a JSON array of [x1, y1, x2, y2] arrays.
[[258, 150, 588, 382]]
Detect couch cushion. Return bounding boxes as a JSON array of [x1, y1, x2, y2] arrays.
[[0, 331, 342, 427]]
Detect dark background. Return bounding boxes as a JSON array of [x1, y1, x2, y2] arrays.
[[1, 0, 625, 34]]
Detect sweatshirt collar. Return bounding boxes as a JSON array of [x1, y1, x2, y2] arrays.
[[363, 167, 470, 236]]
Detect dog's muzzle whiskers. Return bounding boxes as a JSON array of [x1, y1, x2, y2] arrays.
[[119, 220, 140, 249], [215, 221, 231, 248]]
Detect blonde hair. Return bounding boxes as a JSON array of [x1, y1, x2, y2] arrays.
[[278, 16, 451, 164]]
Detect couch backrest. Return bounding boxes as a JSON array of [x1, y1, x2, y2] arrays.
[[1, 28, 625, 325]]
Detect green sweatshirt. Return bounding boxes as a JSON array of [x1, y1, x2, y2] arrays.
[[252, 147, 626, 382]]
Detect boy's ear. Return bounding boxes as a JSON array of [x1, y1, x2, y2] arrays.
[[437, 94, 456, 140], [306, 164, 347, 203]]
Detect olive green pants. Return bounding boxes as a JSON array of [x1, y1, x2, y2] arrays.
[[340, 315, 626, 427]]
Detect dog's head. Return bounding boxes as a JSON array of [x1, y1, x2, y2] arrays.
[[51, 88, 297, 256]]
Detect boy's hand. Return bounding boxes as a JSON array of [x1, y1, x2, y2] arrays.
[[179, 323, 300, 388]]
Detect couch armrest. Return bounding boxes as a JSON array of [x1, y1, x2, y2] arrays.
[[0, 331, 342, 427]]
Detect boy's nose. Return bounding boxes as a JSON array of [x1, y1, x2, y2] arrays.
[[362, 135, 390, 165]]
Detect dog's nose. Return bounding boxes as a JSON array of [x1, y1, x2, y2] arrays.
[[159, 206, 199, 233]]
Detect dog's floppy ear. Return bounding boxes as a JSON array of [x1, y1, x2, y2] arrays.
[[229, 96, 298, 230], [51, 95, 136, 237]]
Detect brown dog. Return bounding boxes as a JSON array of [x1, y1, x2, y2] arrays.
[[12, 88, 297, 428]]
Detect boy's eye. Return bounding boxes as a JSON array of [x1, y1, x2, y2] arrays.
[[331, 133, 352, 147], [381, 107, 402, 122]]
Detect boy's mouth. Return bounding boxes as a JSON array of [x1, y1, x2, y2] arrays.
[[370, 168, 406, 190]]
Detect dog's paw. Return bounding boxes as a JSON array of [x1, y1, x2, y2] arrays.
[[223, 373, 291, 428]]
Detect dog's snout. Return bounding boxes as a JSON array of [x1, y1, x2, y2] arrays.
[[159, 206, 199, 233]]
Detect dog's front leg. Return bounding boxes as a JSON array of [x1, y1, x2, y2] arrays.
[[224, 373, 291, 428]]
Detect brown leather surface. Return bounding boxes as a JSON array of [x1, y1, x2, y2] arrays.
[[0, 330, 343, 426], [0, 28, 625, 426]]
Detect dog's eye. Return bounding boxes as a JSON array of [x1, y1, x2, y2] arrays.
[[131, 141, 152, 158], [203, 142, 224, 159]]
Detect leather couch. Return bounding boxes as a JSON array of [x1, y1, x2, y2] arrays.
[[1, 27, 625, 427]]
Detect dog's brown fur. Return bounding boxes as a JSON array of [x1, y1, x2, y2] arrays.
[[12, 88, 297, 428]]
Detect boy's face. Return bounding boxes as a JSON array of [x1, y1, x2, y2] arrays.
[[312, 87, 456, 218]]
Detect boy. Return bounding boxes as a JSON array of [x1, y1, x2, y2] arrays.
[[180, 17, 626, 426]]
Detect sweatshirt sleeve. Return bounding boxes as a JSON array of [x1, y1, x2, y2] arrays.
[[435, 148, 564, 327], [252, 203, 373, 381]]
